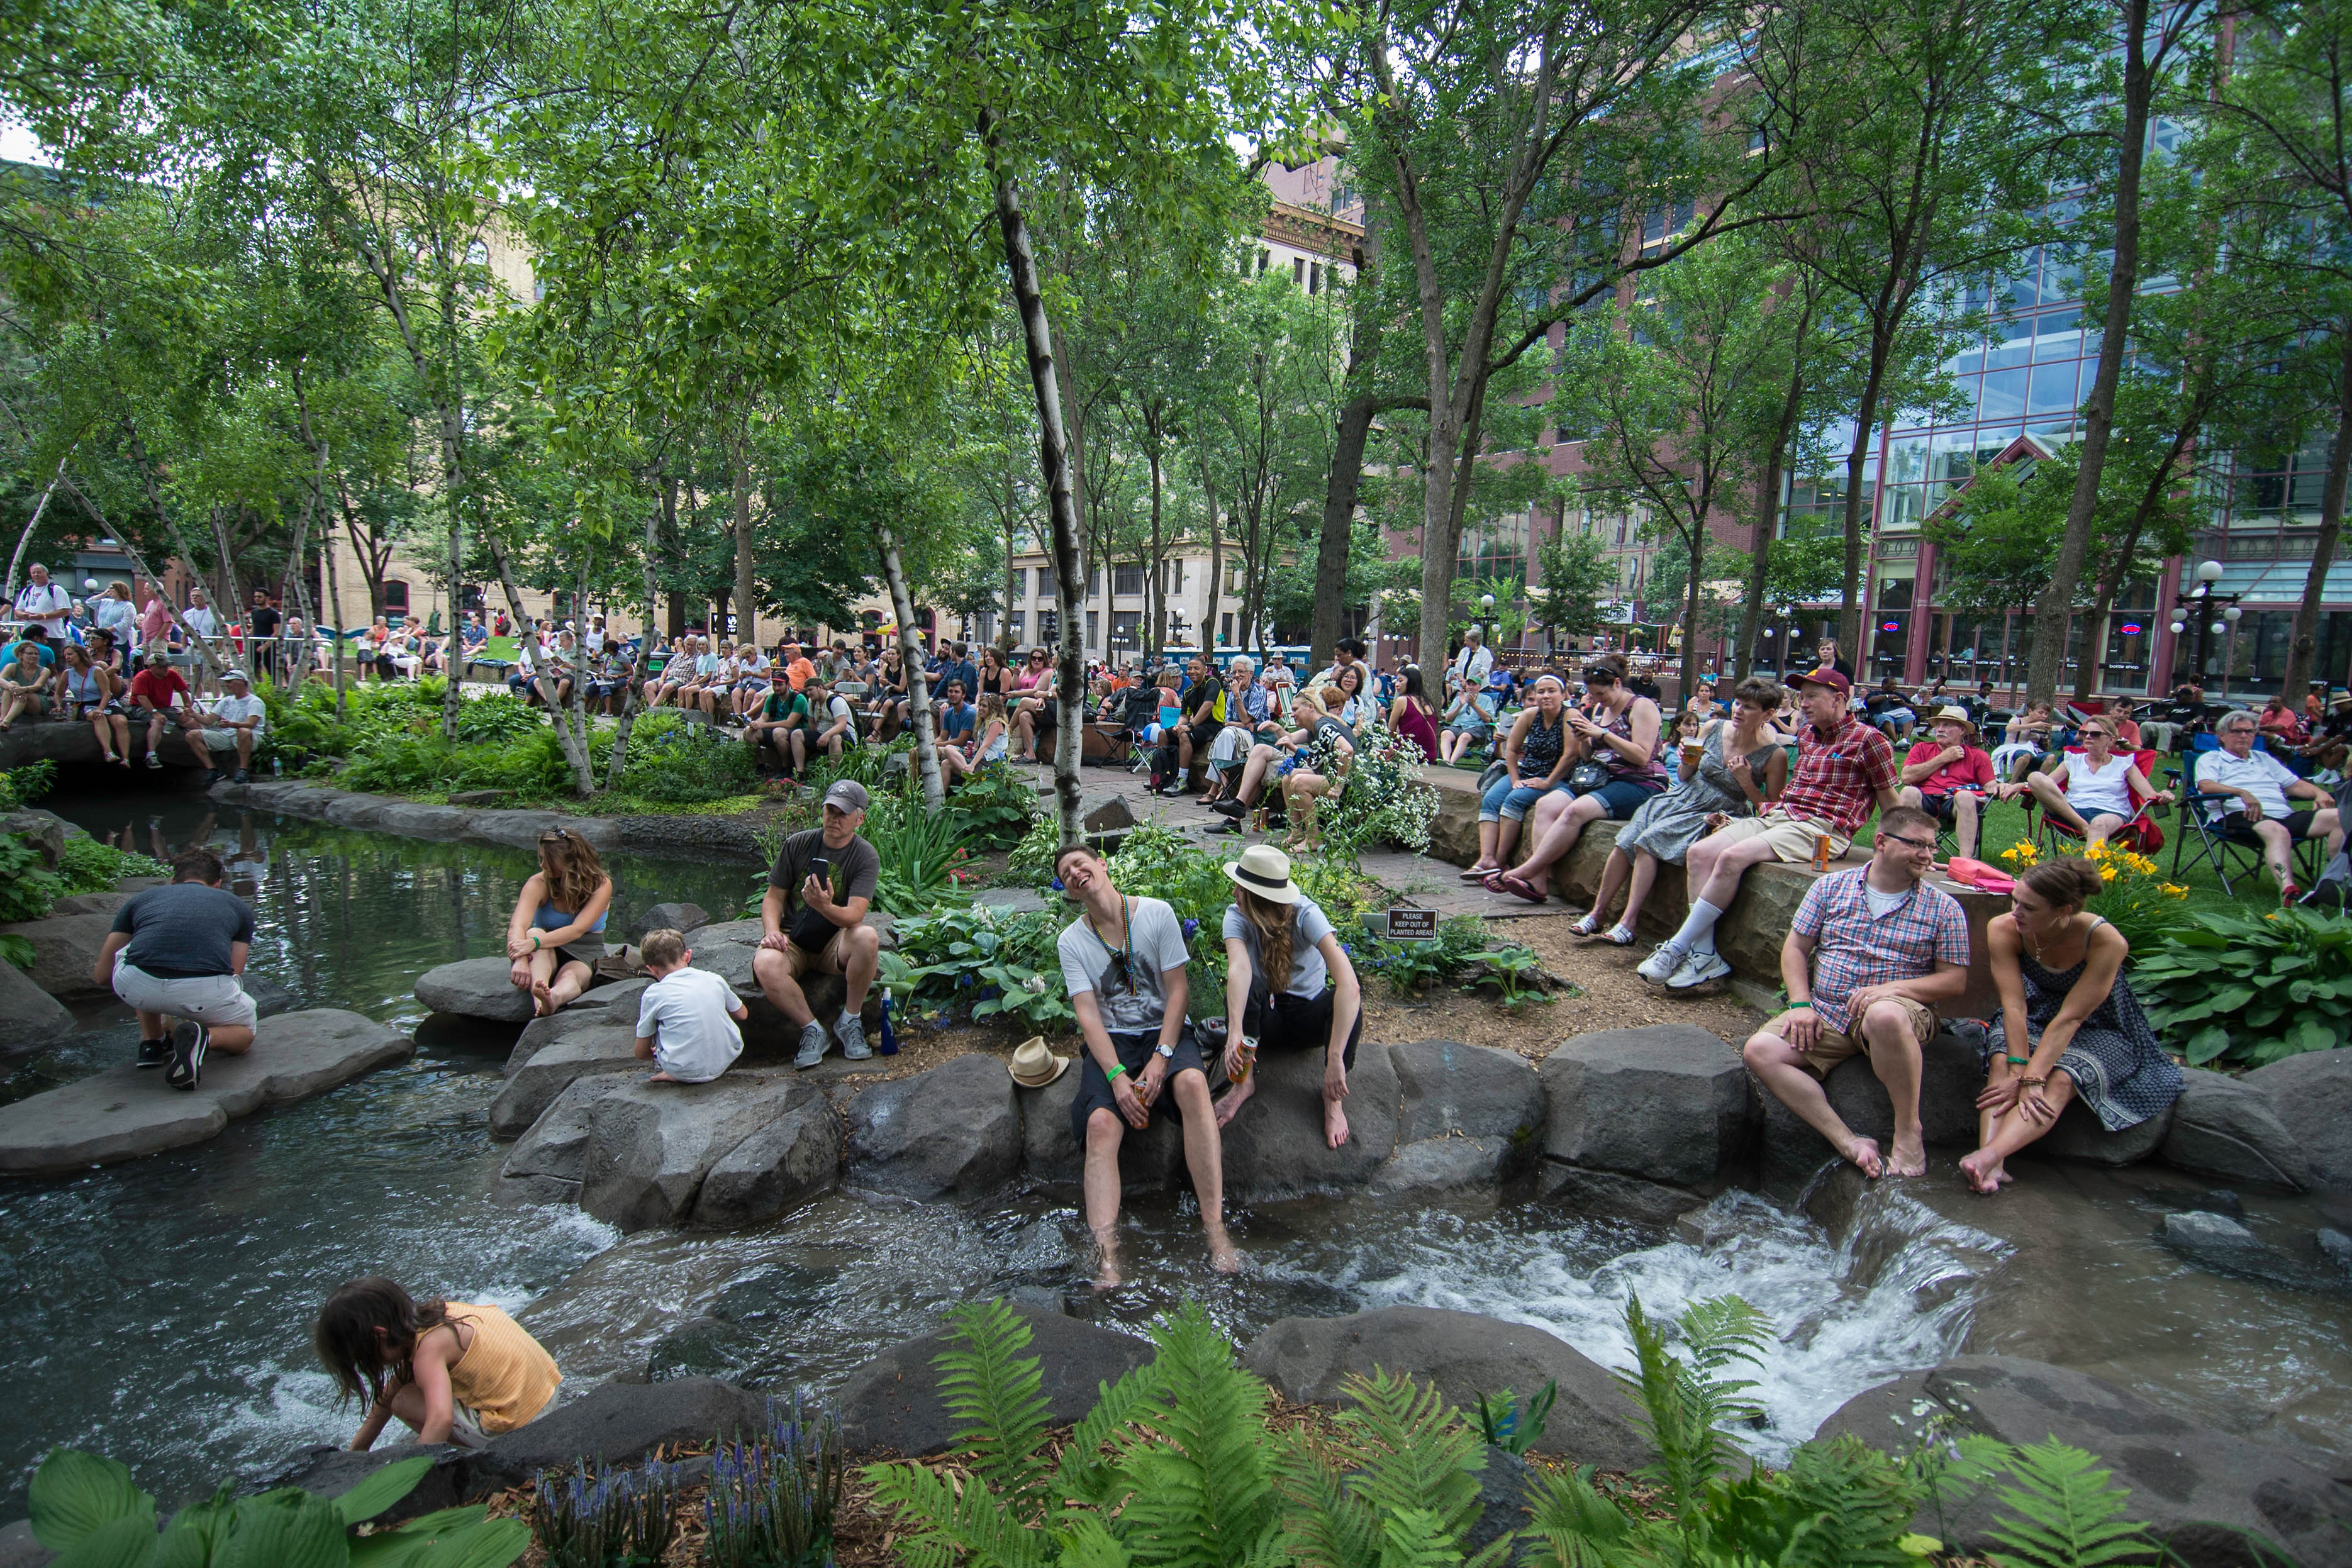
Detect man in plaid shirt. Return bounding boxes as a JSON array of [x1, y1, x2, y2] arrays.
[[1640, 665, 1902, 991], [1741, 804, 1970, 1178]]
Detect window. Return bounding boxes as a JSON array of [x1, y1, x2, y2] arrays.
[[1308, 262, 1322, 294], [1113, 562, 1146, 596], [381, 580, 410, 615], [1011, 566, 1027, 598], [1111, 609, 1141, 647], [1221, 612, 1234, 645], [1459, 511, 1531, 581], [1293, 257, 1307, 287], [1090, 569, 1101, 597], [464, 240, 489, 269], [1086, 610, 1099, 647]]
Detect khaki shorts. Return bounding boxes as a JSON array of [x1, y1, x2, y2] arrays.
[[1710, 811, 1850, 865], [783, 928, 847, 978], [1767, 995, 1938, 1077], [111, 962, 260, 1028]]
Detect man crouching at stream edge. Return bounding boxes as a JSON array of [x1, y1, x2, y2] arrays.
[[1055, 842, 1240, 1287]]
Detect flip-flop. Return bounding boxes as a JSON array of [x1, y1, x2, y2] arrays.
[[1459, 865, 1496, 881], [1485, 870, 1549, 904]]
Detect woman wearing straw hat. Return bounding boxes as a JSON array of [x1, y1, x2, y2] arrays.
[[1897, 706, 1998, 860], [1211, 845, 1364, 1150]]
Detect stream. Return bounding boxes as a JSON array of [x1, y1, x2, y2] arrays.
[[4, 791, 2347, 1516]]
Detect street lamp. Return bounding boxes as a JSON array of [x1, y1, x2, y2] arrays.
[[1481, 591, 1496, 650], [2173, 559, 2241, 686]]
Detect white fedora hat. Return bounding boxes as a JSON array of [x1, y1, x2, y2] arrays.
[[1007, 1036, 1069, 1088], [1223, 843, 1302, 904]]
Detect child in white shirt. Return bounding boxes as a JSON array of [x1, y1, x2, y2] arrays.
[[633, 928, 749, 1083]]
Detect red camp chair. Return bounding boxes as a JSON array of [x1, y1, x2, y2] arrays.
[[2027, 745, 2166, 856]]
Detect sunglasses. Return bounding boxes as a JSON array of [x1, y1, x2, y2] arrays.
[[538, 828, 572, 845]]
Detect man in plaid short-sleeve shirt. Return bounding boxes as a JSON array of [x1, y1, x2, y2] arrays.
[[1741, 804, 1970, 1180], [1639, 665, 1902, 992]]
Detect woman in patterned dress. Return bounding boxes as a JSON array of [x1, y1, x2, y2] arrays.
[[1961, 855, 2182, 1194]]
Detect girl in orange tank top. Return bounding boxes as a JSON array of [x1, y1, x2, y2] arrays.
[[315, 1277, 562, 1450]]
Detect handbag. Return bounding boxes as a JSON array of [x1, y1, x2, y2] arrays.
[[1478, 759, 1509, 795], [1568, 760, 1610, 794]]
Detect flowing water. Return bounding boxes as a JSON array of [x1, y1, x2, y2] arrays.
[[5, 791, 2349, 1518]]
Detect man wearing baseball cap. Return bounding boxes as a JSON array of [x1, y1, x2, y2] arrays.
[[1638, 665, 1902, 991], [1897, 706, 1995, 859], [752, 779, 884, 1067], [182, 667, 265, 785]]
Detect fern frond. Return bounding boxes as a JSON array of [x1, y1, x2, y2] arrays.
[[864, 1457, 1056, 1568], [1985, 1440, 2160, 1568], [1056, 1514, 1136, 1568], [1520, 1465, 1639, 1568], [1113, 1303, 1281, 1565], [1616, 1293, 1763, 1515], [1376, 1506, 1462, 1568], [934, 1299, 1056, 1516], [1768, 1435, 1934, 1568], [1333, 1367, 1487, 1552], [1274, 1426, 1383, 1568], [1676, 1296, 1771, 1378], [1055, 1357, 1164, 1512]]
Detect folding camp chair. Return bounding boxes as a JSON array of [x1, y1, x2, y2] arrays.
[[2026, 747, 2166, 857], [2173, 737, 2327, 896]]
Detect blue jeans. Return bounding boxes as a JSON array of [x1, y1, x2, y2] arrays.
[[1481, 774, 1568, 823]]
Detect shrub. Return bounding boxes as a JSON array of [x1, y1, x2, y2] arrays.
[[55, 837, 168, 894], [618, 713, 759, 804], [864, 789, 974, 916], [27, 1446, 527, 1566], [2133, 904, 2352, 1065], [0, 759, 55, 810], [883, 902, 1069, 1031], [0, 835, 64, 922], [942, 763, 1042, 851], [530, 1456, 681, 1567], [1318, 722, 1443, 855]]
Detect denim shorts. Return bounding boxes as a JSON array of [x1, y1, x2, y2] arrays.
[[1480, 774, 1569, 823], [1577, 777, 1666, 820]]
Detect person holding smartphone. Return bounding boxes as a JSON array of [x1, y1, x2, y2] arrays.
[[752, 781, 883, 1067], [1054, 842, 1238, 1288]]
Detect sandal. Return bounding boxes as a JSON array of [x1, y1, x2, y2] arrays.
[[1459, 864, 1496, 881], [1605, 923, 1636, 946], [1485, 870, 1549, 905], [1569, 913, 1603, 937]]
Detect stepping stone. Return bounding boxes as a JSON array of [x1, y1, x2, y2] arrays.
[[0, 1009, 411, 1173]]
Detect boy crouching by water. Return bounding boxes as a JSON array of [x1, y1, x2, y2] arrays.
[[633, 927, 747, 1083], [316, 1278, 560, 1450]]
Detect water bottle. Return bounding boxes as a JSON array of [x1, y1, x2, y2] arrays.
[[270, 757, 281, 778], [878, 987, 900, 1055]]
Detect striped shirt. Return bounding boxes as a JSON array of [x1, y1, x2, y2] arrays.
[[1777, 714, 1899, 834], [1792, 869, 1971, 1033]]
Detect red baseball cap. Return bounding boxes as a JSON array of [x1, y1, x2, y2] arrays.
[[1796, 666, 1851, 696]]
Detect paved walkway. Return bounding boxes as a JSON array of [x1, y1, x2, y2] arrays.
[[1020, 757, 1573, 923]]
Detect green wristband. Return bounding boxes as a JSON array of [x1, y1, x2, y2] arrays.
[[1105, 1062, 1126, 1081], [2006, 1055, 2029, 1065]]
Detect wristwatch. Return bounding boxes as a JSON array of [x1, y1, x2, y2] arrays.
[[1154, 1042, 1176, 1059]]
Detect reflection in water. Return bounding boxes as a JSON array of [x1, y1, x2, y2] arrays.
[[6, 791, 2349, 1516]]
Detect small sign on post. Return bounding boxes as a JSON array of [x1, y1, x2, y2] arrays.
[[1385, 908, 1440, 943]]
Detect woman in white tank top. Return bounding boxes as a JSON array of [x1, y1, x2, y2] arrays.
[[1995, 716, 2171, 847]]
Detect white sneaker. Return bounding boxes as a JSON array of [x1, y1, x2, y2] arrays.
[[1636, 941, 1688, 984], [1667, 950, 1732, 990]]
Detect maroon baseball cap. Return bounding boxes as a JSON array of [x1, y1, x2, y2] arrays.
[[1796, 666, 1851, 696]]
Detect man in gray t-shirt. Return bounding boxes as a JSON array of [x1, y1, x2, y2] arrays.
[[1052, 842, 1237, 1286], [92, 847, 260, 1091], [754, 781, 884, 1069]]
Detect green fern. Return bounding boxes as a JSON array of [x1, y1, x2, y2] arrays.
[[1273, 1431, 1386, 1568], [864, 1455, 1055, 1568], [1273, 1367, 1510, 1568], [1616, 1293, 1768, 1522], [1113, 1302, 1285, 1565], [1984, 1440, 2160, 1568], [934, 1299, 1057, 1514], [1378, 1506, 1467, 1568], [1520, 1465, 1637, 1568]]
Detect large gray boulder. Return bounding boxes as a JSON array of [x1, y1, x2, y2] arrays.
[[0, 1009, 410, 1173], [1535, 1162, 1710, 1225], [2244, 1049, 2352, 1188], [1369, 1135, 1517, 1197], [1, 806, 67, 865], [845, 1052, 1022, 1200], [2159, 1069, 2311, 1191], [498, 1075, 637, 1204], [1757, 1028, 1982, 1182], [630, 901, 711, 941], [501, 979, 652, 1070], [490, 1012, 645, 1137], [1240, 1306, 1649, 1472], [469, 1376, 771, 1494], [1819, 1356, 2352, 1568], [578, 1070, 813, 1231], [1391, 1039, 1546, 1146], [1541, 1025, 1751, 1189], [2031, 1095, 2175, 1166], [838, 1304, 1157, 1457], [1220, 1037, 1401, 1201], [0, 911, 116, 998], [1018, 1058, 1187, 1190], [415, 955, 536, 1023], [0, 957, 74, 1058], [0, 1519, 49, 1568], [47, 889, 130, 918], [691, 1096, 842, 1228]]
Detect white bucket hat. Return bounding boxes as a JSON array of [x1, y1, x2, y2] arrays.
[[1223, 843, 1301, 904]]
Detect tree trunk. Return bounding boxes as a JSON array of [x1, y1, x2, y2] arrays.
[[984, 108, 1085, 847], [1680, 499, 1710, 698], [2284, 326, 2352, 700], [1001, 465, 1019, 653], [1145, 433, 1164, 667], [4, 453, 70, 596], [732, 431, 757, 651], [2029, 0, 2152, 708], [440, 501, 464, 739], [606, 501, 663, 790], [487, 539, 594, 796], [875, 511, 945, 810], [323, 501, 348, 719], [280, 443, 327, 688], [1313, 263, 1387, 669], [1836, 340, 1892, 660], [1201, 454, 1223, 653]]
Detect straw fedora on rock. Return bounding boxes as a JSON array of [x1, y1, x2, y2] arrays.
[[1223, 843, 1302, 904], [1008, 1036, 1069, 1088]]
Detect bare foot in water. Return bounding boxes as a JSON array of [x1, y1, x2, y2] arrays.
[[1324, 1098, 1350, 1150], [1091, 1234, 1123, 1290], [1959, 1149, 2008, 1193], [1840, 1135, 1886, 1178], [1206, 1227, 1242, 1275], [530, 979, 555, 1017], [1889, 1133, 1928, 1178], [1213, 1077, 1257, 1128]]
